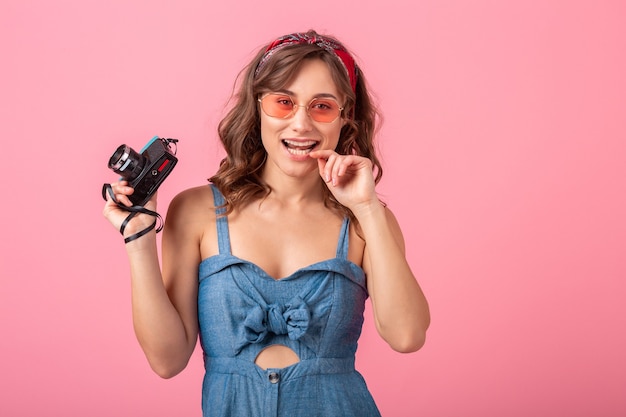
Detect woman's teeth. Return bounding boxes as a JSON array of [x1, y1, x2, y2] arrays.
[[283, 140, 317, 155]]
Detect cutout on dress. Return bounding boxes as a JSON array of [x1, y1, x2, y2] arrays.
[[254, 344, 300, 370]]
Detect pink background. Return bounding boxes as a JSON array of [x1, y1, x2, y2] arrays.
[[1, 1, 625, 416]]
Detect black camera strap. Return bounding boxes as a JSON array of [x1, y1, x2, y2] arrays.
[[102, 183, 164, 244]]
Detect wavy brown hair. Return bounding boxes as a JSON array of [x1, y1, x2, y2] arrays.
[[209, 30, 383, 222]]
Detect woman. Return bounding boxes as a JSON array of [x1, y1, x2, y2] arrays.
[[104, 30, 430, 417]]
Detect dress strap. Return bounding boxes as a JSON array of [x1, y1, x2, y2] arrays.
[[209, 184, 231, 255], [335, 217, 350, 260]]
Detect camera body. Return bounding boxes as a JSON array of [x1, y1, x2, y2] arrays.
[[107, 136, 178, 206]]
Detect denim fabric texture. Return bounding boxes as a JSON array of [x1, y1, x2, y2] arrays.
[[197, 185, 381, 417]]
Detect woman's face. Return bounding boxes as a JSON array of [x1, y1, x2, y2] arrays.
[[259, 58, 345, 181]]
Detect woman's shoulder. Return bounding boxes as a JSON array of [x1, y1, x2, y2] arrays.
[[166, 184, 216, 225], [169, 184, 223, 259], [172, 183, 214, 203]]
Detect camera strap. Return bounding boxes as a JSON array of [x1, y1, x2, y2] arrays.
[[102, 183, 164, 244]]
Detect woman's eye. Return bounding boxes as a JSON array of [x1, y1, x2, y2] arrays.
[[276, 98, 293, 107], [311, 101, 333, 111]]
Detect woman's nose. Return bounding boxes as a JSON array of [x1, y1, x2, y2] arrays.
[[290, 104, 313, 131]]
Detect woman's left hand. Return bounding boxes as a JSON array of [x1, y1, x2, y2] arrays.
[[309, 149, 378, 212]]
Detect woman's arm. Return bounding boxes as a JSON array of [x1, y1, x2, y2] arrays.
[[357, 202, 430, 352], [310, 151, 430, 352], [103, 183, 205, 377]]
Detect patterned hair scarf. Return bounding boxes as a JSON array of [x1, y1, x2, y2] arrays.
[[254, 32, 358, 93]]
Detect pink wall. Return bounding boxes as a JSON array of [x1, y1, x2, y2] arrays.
[[1, 1, 624, 416]]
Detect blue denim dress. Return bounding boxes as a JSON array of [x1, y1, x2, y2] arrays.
[[197, 185, 381, 417]]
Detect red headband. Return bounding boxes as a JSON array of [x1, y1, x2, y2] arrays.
[[254, 32, 358, 92]]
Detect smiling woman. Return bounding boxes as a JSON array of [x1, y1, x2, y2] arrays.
[[102, 29, 430, 417]]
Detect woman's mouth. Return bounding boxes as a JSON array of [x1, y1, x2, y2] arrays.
[[282, 139, 318, 155]]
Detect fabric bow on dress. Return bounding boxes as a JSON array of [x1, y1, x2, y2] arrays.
[[235, 296, 311, 354]]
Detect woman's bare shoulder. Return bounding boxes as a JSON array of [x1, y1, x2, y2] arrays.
[[166, 184, 216, 225], [172, 184, 214, 204]]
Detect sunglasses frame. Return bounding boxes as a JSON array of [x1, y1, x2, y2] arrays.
[[258, 93, 344, 123]]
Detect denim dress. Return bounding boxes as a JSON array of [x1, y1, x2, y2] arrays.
[[197, 185, 381, 417]]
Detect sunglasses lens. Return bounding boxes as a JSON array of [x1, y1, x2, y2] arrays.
[[260, 94, 342, 123], [261, 94, 294, 118], [308, 98, 341, 123]]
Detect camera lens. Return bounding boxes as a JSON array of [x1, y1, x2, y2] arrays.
[[108, 144, 145, 181]]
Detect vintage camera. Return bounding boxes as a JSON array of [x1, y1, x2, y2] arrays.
[[107, 136, 178, 206]]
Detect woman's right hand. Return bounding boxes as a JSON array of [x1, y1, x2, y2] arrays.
[[102, 180, 158, 239]]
